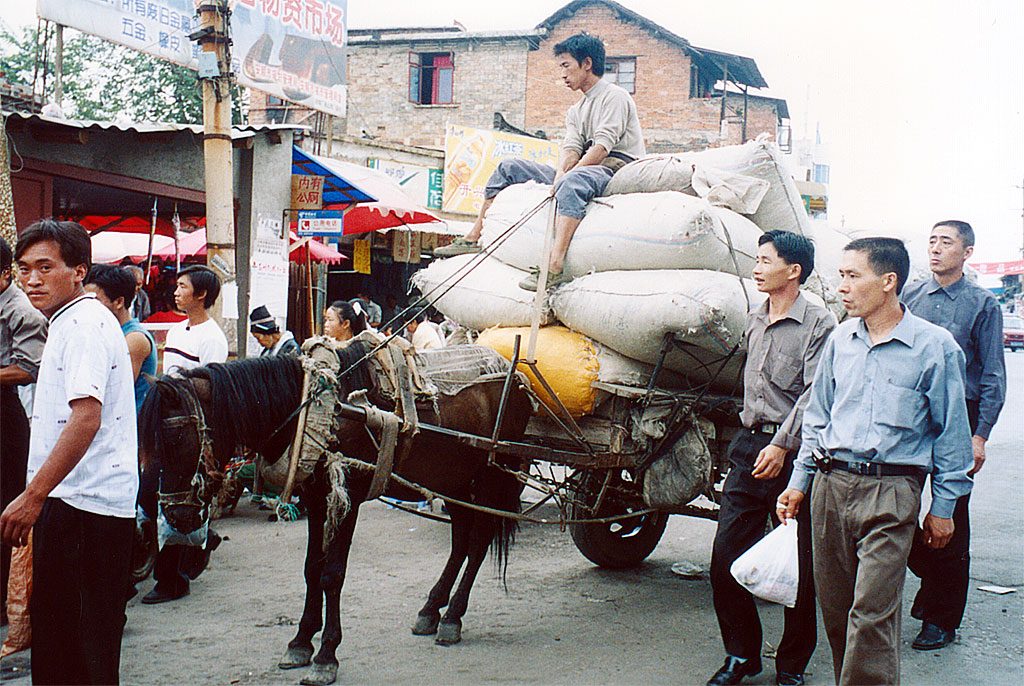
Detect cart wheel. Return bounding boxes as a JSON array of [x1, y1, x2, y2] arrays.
[[129, 517, 158, 585], [569, 471, 668, 569]]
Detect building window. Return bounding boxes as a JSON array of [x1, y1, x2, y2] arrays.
[[813, 164, 831, 185], [409, 52, 454, 105], [603, 57, 636, 94]]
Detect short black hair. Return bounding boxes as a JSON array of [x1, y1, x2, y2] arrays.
[[329, 300, 367, 335], [85, 264, 137, 308], [553, 33, 606, 76], [177, 265, 221, 309], [933, 220, 975, 248], [1, 235, 11, 272], [14, 219, 91, 270], [758, 230, 815, 284], [844, 237, 910, 294]]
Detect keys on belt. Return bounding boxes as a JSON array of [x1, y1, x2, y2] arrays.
[[812, 448, 924, 478]]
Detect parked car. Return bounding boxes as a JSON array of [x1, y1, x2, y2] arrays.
[[1004, 315, 1024, 352]]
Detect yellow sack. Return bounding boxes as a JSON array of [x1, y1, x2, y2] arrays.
[[2, 531, 32, 657], [477, 326, 600, 418]]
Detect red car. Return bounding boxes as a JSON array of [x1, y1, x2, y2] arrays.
[[1005, 315, 1024, 352]]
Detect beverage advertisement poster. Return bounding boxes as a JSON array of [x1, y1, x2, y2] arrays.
[[442, 124, 559, 216]]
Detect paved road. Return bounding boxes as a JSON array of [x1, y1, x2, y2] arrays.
[[2, 356, 1022, 685]]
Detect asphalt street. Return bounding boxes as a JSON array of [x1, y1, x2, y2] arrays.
[[2, 354, 1021, 685]]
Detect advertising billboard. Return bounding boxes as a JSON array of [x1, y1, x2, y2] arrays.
[[442, 124, 560, 216], [36, 0, 348, 116]]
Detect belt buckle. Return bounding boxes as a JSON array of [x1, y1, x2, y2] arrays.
[[849, 461, 874, 476]]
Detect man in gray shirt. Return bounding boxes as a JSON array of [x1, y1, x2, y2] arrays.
[[436, 33, 645, 291], [902, 220, 1005, 651], [708, 231, 834, 686], [0, 235, 47, 619], [777, 237, 972, 686]]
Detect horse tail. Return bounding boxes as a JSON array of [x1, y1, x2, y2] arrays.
[[483, 468, 524, 591]]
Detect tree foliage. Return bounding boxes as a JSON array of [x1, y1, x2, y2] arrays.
[[0, 25, 246, 124]]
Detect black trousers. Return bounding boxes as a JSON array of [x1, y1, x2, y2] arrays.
[[907, 399, 979, 631], [32, 498, 133, 685], [0, 384, 30, 617], [710, 430, 817, 674]]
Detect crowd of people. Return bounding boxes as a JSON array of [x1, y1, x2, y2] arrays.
[[0, 29, 1010, 686]]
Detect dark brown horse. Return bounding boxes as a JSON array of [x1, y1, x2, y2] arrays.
[[138, 340, 533, 686]]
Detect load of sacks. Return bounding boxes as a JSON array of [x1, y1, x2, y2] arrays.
[[412, 135, 839, 415]]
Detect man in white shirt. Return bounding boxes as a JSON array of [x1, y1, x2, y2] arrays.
[[143, 264, 228, 605], [161, 265, 229, 375], [406, 312, 445, 351], [1, 220, 138, 685]]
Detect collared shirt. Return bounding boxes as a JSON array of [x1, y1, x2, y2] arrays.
[[0, 282, 48, 381], [902, 275, 1005, 439], [27, 294, 139, 518], [788, 308, 973, 519], [740, 294, 836, 450], [260, 330, 300, 357], [563, 78, 646, 161]]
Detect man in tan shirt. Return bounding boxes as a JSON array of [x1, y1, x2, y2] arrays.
[[707, 231, 835, 686], [436, 33, 645, 290]]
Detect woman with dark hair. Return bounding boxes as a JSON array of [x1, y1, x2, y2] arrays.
[[323, 299, 366, 342]]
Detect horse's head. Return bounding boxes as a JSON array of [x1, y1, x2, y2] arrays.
[[139, 376, 216, 534]]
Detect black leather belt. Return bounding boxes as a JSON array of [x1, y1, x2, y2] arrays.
[[812, 449, 925, 478]]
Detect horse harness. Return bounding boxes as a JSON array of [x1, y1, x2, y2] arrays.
[[157, 377, 222, 515]]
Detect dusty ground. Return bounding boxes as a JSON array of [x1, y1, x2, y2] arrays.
[[3, 356, 1023, 685]]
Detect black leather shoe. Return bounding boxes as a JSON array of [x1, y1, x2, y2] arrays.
[[141, 586, 189, 604], [776, 671, 805, 685], [912, 622, 955, 650], [707, 656, 762, 685]]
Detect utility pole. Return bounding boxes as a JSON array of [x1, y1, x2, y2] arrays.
[[53, 24, 63, 107], [192, 2, 236, 345]]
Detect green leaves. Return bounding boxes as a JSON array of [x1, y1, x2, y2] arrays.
[[1, 26, 246, 125]]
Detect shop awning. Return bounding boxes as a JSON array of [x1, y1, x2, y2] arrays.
[[291, 147, 442, 235]]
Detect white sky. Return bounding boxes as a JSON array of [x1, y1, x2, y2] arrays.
[[3, 0, 1023, 262]]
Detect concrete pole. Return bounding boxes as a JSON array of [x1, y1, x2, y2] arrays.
[[0, 114, 16, 246], [196, 1, 236, 343], [54, 24, 64, 107]]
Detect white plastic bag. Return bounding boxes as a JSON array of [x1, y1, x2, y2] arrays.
[[730, 521, 800, 608]]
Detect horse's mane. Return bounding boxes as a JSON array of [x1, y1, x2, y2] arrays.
[[138, 341, 379, 467]]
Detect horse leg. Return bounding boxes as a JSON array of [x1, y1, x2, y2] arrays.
[[412, 505, 472, 636], [279, 505, 326, 670], [300, 504, 360, 686], [435, 513, 495, 647]]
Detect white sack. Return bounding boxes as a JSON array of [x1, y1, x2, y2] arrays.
[[604, 155, 697, 196], [551, 270, 833, 392], [410, 254, 552, 331], [690, 165, 771, 215], [730, 521, 800, 608], [687, 135, 812, 239], [481, 185, 763, 279], [550, 270, 755, 391]]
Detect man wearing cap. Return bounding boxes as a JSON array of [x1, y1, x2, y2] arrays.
[[249, 305, 300, 357]]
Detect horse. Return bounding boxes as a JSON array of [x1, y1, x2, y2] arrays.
[[138, 339, 534, 686]]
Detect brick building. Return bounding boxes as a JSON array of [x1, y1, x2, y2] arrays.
[[251, 0, 789, 153]]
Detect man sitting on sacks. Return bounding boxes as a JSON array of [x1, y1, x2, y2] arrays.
[[435, 32, 645, 291]]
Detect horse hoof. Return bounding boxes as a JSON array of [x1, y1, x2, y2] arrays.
[[278, 646, 314, 670], [435, 621, 462, 646], [299, 662, 338, 686], [412, 613, 440, 636]]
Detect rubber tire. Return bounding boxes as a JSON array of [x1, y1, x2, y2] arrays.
[[569, 473, 668, 569]]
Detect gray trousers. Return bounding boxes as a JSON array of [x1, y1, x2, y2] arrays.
[[811, 469, 923, 686], [483, 158, 614, 219]]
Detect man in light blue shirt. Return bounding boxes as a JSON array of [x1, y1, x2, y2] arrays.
[[777, 237, 972, 686]]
